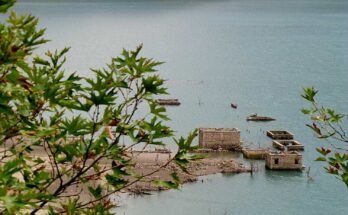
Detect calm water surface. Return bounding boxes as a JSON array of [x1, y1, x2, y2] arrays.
[[12, 0, 348, 214]]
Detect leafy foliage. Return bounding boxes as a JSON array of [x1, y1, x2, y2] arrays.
[[0, 0, 15, 13], [0, 3, 199, 214], [302, 87, 348, 187]]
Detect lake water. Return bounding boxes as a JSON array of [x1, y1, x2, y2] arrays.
[[12, 0, 348, 214]]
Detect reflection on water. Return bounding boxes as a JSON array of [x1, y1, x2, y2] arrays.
[[265, 169, 303, 181]]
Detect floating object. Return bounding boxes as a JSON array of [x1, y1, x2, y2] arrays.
[[265, 151, 303, 170], [272, 140, 304, 151], [267, 130, 294, 140], [230, 103, 238, 109], [246, 113, 275, 121], [155, 99, 180, 106], [242, 148, 269, 159]]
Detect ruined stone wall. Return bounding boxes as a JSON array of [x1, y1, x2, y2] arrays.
[[265, 153, 302, 170], [199, 128, 240, 150]]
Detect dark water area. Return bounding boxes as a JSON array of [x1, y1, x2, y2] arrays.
[[8, 0, 348, 214]]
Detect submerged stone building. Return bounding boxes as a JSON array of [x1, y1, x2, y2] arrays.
[[199, 128, 240, 150], [265, 151, 303, 170]]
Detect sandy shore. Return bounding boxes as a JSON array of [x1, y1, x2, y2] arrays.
[[125, 151, 249, 194], [1, 145, 249, 209]]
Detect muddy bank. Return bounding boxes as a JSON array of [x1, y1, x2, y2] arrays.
[[2, 146, 249, 204], [125, 152, 250, 194]]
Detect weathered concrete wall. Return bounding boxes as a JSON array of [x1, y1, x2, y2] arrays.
[[265, 152, 302, 170], [199, 128, 240, 150], [272, 140, 304, 151], [267, 130, 294, 140], [242, 149, 269, 159]]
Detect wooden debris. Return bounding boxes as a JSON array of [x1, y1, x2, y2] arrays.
[[155, 99, 180, 106], [231, 103, 238, 109], [246, 113, 275, 121]]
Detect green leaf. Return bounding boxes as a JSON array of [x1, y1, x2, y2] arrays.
[[149, 102, 170, 120], [88, 185, 103, 199], [61, 115, 92, 136], [48, 206, 59, 215], [6, 70, 20, 83], [34, 171, 50, 184], [318, 133, 335, 139], [306, 124, 321, 136], [0, 0, 16, 13], [301, 108, 313, 115], [315, 157, 327, 162], [142, 75, 167, 95], [153, 180, 178, 189], [301, 87, 318, 102], [105, 174, 127, 188], [3, 159, 22, 175], [170, 172, 180, 184], [316, 147, 328, 156]]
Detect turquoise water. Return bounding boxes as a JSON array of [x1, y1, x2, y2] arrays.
[[12, 0, 348, 214]]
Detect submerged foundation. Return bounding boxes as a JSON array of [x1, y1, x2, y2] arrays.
[[267, 130, 294, 140], [272, 140, 304, 151]]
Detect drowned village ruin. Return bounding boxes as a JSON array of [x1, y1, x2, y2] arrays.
[[158, 99, 304, 171], [199, 128, 240, 150], [264, 130, 304, 170], [265, 151, 303, 170], [198, 128, 304, 171]]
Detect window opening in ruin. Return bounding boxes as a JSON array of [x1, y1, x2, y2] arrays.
[[274, 158, 279, 165], [295, 158, 299, 164]]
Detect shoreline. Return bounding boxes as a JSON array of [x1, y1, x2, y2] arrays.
[[124, 151, 250, 194], [1, 146, 250, 207]]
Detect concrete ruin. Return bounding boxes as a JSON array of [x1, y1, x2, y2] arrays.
[[242, 148, 269, 159], [272, 140, 304, 151], [265, 151, 303, 170], [267, 130, 294, 140], [199, 128, 240, 150]]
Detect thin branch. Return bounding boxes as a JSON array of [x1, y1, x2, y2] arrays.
[[45, 138, 63, 188], [74, 152, 177, 211], [82, 105, 100, 169]]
